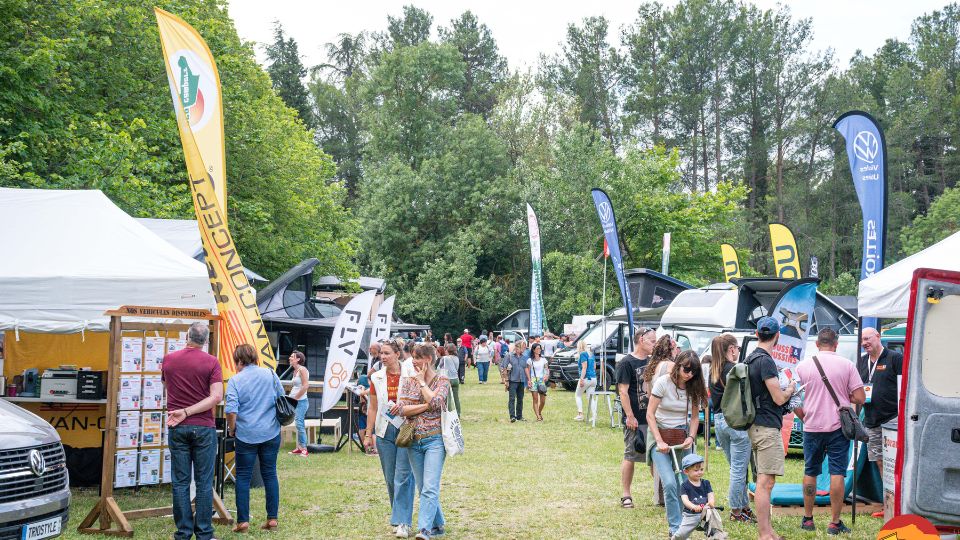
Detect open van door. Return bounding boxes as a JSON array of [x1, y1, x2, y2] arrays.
[[896, 268, 960, 531]]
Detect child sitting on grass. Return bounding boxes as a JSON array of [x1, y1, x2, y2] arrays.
[[672, 454, 728, 540]]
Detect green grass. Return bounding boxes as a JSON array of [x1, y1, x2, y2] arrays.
[[60, 369, 883, 539]]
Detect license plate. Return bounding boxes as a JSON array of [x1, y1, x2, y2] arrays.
[[21, 516, 61, 540]]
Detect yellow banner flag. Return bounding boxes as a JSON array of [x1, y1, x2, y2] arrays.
[[768, 223, 801, 279], [155, 8, 276, 374], [720, 243, 741, 282], [154, 8, 227, 219]]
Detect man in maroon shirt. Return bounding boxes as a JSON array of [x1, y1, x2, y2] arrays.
[[162, 322, 223, 540]]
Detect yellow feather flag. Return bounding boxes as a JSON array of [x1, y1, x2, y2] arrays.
[[720, 243, 741, 282], [154, 8, 227, 219], [155, 8, 276, 374], [768, 223, 801, 279]]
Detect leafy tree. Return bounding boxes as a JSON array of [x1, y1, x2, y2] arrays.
[[386, 5, 433, 49], [264, 22, 315, 128], [542, 251, 606, 330], [540, 17, 623, 150], [900, 185, 960, 255], [439, 11, 508, 117]]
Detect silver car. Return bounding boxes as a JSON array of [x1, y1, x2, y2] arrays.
[[0, 399, 70, 539]]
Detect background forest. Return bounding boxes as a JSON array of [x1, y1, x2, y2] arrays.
[[3, 0, 960, 333]]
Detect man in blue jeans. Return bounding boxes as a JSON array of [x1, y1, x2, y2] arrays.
[[794, 328, 866, 535], [162, 323, 224, 540]]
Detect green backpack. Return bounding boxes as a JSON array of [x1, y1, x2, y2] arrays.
[[720, 359, 755, 431]]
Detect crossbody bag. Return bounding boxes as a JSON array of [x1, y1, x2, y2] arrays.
[[812, 356, 869, 443]]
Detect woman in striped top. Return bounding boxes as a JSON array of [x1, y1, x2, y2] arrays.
[[398, 343, 450, 540]]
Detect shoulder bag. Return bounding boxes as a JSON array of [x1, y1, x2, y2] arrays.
[[396, 374, 438, 448], [441, 379, 464, 456], [812, 356, 869, 442], [274, 371, 298, 426], [657, 389, 690, 446]]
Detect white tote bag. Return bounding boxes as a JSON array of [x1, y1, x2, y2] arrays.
[[441, 374, 464, 456]]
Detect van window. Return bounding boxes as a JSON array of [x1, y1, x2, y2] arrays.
[[921, 294, 960, 398]]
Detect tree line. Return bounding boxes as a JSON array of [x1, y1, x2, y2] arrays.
[[4, 0, 960, 334]]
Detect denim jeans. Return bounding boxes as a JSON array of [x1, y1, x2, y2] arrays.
[[294, 399, 309, 447], [649, 434, 690, 534], [375, 423, 415, 526], [408, 434, 446, 533], [714, 413, 751, 509], [508, 381, 525, 420], [169, 424, 217, 540], [235, 433, 281, 524], [477, 361, 490, 382]]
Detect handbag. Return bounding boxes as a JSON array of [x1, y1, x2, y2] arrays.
[[396, 421, 414, 448], [812, 356, 870, 442], [442, 388, 464, 456], [275, 395, 297, 426], [658, 390, 690, 446]]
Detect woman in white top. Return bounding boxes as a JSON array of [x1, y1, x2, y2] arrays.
[[288, 351, 310, 456], [525, 343, 550, 421], [474, 337, 493, 384], [646, 351, 708, 537]]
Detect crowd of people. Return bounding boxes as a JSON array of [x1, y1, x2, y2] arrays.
[[158, 319, 901, 540]]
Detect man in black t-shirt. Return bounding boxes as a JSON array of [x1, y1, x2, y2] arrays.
[[747, 317, 796, 540], [615, 326, 657, 508], [858, 328, 904, 485]]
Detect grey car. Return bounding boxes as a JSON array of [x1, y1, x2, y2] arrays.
[[0, 399, 70, 540]]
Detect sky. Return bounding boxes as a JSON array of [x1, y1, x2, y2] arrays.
[[227, 0, 952, 73]]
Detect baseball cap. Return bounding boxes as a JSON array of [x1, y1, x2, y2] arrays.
[[756, 316, 780, 338], [681, 453, 705, 470]]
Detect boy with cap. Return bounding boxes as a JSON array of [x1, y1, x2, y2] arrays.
[[673, 453, 727, 540]]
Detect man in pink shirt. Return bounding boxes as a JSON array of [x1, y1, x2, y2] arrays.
[[794, 328, 865, 535]]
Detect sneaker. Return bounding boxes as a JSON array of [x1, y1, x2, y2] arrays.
[[394, 524, 409, 538], [574, 414, 584, 421], [827, 520, 851, 535], [298, 449, 309, 457], [288, 448, 302, 455], [729, 511, 752, 523], [871, 511, 885, 518], [430, 526, 445, 537], [414, 529, 431, 540], [510, 418, 516, 423], [801, 516, 815, 531]]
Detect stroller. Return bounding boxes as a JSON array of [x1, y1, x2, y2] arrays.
[[669, 445, 728, 540]]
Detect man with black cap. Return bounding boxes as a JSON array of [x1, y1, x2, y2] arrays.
[[747, 316, 796, 540]]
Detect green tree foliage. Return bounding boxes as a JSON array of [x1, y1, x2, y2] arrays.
[[264, 21, 315, 128], [0, 0, 356, 280], [439, 11, 508, 117], [542, 252, 605, 330], [901, 186, 960, 255]]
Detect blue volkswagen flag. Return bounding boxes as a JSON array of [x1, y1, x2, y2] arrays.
[[833, 111, 887, 330], [590, 189, 634, 339]]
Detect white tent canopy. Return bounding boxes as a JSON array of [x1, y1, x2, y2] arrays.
[[0, 188, 215, 333], [858, 230, 960, 318]]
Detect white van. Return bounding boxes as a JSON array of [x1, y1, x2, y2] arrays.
[[896, 269, 960, 531]]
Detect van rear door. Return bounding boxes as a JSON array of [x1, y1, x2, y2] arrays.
[[897, 268, 960, 529]]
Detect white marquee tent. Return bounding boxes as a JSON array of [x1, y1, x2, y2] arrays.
[[0, 188, 215, 333], [858, 230, 960, 318]]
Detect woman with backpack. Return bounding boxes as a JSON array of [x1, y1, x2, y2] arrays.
[[646, 350, 708, 538], [573, 340, 596, 422], [709, 334, 756, 523]]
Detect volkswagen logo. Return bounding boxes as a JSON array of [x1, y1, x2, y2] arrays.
[[854, 130, 879, 163], [599, 201, 612, 223], [29, 449, 46, 477]]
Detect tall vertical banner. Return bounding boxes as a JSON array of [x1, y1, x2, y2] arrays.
[[154, 8, 227, 218], [768, 278, 820, 371], [720, 243, 741, 282], [371, 295, 395, 343], [769, 223, 801, 279], [833, 111, 888, 331], [156, 9, 273, 375], [526, 204, 547, 337], [591, 189, 635, 339], [321, 290, 377, 412]]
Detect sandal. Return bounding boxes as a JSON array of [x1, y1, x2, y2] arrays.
[[232, 522, 249, 533], [620, 496, 634, 509], [261, 519, 279, 531]]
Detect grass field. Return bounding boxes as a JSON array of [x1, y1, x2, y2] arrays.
[[61, 368, 883, 539]]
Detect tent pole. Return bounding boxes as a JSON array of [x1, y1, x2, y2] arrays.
[[852, 316, 864, 525]]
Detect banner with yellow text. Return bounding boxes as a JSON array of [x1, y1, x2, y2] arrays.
[[768, 223, 801, 279], [154, 8, 227, 218], [156, 8, 275, 375], [720, 243, 741, 282]]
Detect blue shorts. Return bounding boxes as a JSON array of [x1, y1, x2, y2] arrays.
[[803, 428, 849, 477]]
